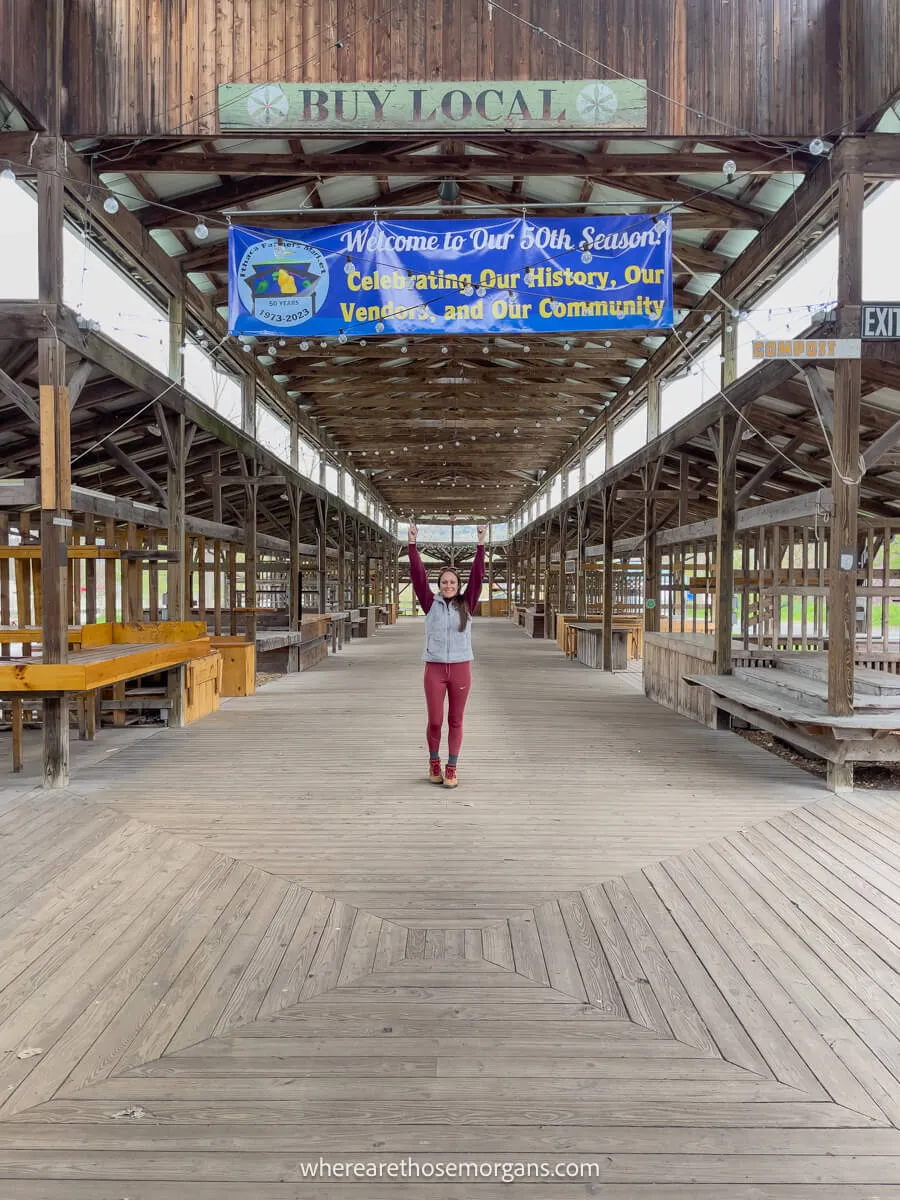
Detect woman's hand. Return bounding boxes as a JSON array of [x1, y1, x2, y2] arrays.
[[476, 525, 487, 544], [408, 523, 418, 544]]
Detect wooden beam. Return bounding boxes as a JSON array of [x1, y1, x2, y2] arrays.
[[648, 488, 835, 549], [551, 155, 840, 479], [0, 364, 40, 426], [106, 439, 169, 507], [735, 435, 805, 504], [111, 149, 789, 178], [803, 365, 835, 434], [66, 360, 93, 412], [862, 417, 900, 469]]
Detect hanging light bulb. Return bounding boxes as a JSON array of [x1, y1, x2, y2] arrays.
[[495, 431, 501, 438], [344, 255, 354, 275], [441, 346, 449, 354], [338, 331, 348, 344], [0, 163, 16, 186], [702, 313, 713, 324], [513, 427, 519, 434], [267, 344, 277, 355], [580, 248, 592, 265], [194, 221, 210, 240], [438, 178, 461, 203], [242, 343, 252, 352], [482, 345, 490, 355], [722, 159, 737, 181], [103, 196, 120, 214], [809, 137, 828, 156], [556, 415, 562, 421], [462, 283, 474, 297], [476, 285, 487, 298], [471, 434, 476, 440]]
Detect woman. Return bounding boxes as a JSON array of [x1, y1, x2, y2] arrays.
[[408, 523, 486, 788]]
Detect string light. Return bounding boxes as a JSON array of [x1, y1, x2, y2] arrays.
[[103, 196, 119, 214], [194, 221, 210, 240], [0, 164, 16, 185]]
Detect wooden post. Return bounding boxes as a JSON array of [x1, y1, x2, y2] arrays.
[[38, 95, 70, 785], [337, 512, 346, 610], [316, 499, 328, 613], [166, 413, 186, 726], [352, 521, 360, 607], [211, 451, 222, 635], [602, 489, 615, 671], [288, 485, 301, 670], [679, 455, 691, 523], [38, 333, 70, 788], [576, 500, 587, 619], [715, 413, 740, 680], [245, 470, 259, 643], [544, 517, 553, 638], [488, 537, 495, 617], [557, 508, 567, 628], [646, 375, 661, 441], [242, 376, 256, 440], [827, 170, 864, 789], [643, 464, 661, 635]]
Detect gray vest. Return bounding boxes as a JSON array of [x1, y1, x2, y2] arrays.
[[423, 597, 475, 663]]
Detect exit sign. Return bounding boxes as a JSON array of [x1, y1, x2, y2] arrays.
[[862, 303, 900, 338]]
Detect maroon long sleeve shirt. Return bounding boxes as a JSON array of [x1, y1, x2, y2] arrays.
[[409, 542, 486, 615]]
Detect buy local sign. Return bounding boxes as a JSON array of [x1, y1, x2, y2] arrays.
[[218, 79, 647, 132]]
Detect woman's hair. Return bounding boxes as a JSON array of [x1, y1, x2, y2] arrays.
[[437, 567, 470, 632]]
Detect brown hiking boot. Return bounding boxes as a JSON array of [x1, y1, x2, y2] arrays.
[[443, 764, 458, 788], [428, 759, 444, 784]]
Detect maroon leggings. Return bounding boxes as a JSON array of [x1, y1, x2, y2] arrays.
[[424, 661, 472, 758]]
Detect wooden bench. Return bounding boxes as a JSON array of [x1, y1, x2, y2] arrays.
[[0, 621, 213, 773], [684, 657, 900, 791]]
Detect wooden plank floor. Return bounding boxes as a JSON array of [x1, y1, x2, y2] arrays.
[[67, 619, 823, 919], [1, 619, 900, 1196]]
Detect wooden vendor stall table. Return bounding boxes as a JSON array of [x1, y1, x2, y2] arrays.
[[556, 613, 643, 660], [0, 621, 215, 773], [327, 612, 350, 653], [523, 607, 545, 638], [565, 623, 629, 671]]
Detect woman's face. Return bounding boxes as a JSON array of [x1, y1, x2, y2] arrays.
[[439, 571, 460, 599]]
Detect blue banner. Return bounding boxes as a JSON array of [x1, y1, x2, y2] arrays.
[[228, 214, 672, 338]]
